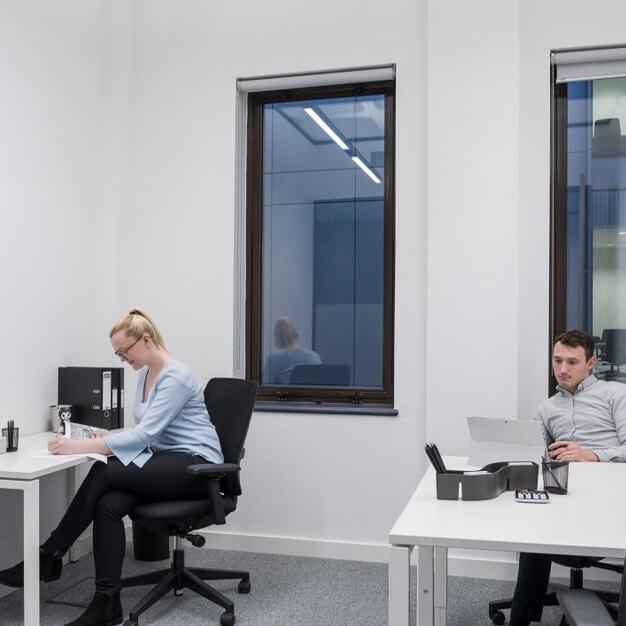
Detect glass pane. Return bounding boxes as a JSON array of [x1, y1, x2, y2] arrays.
[[564, 77, 626, 381], [260, 94, 385, 388]]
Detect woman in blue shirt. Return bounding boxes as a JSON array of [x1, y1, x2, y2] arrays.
[[0, 308, 223, 626]]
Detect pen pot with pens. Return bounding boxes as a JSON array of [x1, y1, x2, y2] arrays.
[[2, 420, 19, 452], [541, 457, 569, 494], [541, 430, 569, 494], [425, 443, 539, 501]]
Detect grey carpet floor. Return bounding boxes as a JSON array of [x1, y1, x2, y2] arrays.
[[0, 546, 619, 625]]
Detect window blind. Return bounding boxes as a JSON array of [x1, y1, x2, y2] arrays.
[[553, 46, 626, 83], [237, 64, 395, 93]]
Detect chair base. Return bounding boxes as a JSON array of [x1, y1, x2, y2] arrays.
[[489, 589, 619, 625], [121, 546, 250, 625]]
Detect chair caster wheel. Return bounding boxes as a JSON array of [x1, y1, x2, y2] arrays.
[[238, 579, 251, 593], [220, 610, 236, 626], [490, 610, 506, 625]]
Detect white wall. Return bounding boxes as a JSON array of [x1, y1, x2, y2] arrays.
[[427, 1, 521, 452], [0, 0, 132, 572], [126, 0, 426, 556]]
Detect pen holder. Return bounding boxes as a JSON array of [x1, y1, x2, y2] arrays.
[[542, 459, 569, 494], [436, 462, 538, 500], [49, 405, 61, 433], [1, 427, 19, 452]]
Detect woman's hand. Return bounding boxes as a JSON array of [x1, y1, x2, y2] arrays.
[[48, 436, 82, 455], [47, 436, 112, 456]]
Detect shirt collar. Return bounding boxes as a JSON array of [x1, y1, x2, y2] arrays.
[[556, 373, 598, 395]]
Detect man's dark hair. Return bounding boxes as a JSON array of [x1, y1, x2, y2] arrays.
[[553, 330, 595, 361]]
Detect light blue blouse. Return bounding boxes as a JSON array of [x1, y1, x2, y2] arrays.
[[104, 360, 224, 467]]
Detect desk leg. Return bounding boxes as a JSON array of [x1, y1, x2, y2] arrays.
[[23, 480, 40, 626], [433, 547, 447, 626], [417, 545, 434, 626], [389, 544, 412, 626]]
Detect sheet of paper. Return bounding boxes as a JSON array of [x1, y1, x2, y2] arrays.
[[31, 449, 108, 463]]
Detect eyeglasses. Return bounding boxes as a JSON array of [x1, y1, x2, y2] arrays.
[[114, 335, 142, 359]]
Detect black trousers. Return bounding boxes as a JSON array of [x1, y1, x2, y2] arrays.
[[510, 552, 554, 622], [47, 452, 209, 595]]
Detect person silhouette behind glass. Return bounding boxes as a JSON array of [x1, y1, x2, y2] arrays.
[[265, 317, 321, 384]]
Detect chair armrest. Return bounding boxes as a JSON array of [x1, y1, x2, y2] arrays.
[[185, 463, 241, 525], [186, 463, 241, 477], [557, 589, 615, 626]]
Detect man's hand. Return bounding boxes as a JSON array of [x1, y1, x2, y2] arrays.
[[548, 440, 598, 462]]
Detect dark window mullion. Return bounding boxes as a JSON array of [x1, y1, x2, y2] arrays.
[[550, 80, 569, 396]]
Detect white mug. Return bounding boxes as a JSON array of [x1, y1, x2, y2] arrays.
[[49, 405, 61, 433]]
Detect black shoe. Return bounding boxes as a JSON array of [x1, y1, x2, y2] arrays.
[[509, 619, 531, 626], [64, 591, 123, 626], [0, 547, 62, 588]]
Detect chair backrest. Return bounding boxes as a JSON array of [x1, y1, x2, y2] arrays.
[[289, 363, 351, 386], [203, 377, 257, 497], [601, 329, 626, 366], [595, 117, 621, 139]]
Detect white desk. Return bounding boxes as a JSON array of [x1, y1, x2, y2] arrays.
[[388, 457, 626, 626], [0, 432, 91, 626]]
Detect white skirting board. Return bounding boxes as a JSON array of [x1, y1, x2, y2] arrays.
[[195, 532, 624, 584], [196, 533, 522, 581], [70, 528, 623, 585]]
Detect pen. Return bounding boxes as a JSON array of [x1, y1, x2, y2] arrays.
[[425, 443, 447, 474], [426, 443, 448, 473], [424, 444, 440, 472], [540, 422, 552, 460]]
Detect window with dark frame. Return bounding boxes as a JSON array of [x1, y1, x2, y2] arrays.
[[245, 78, 396, 409], [551, 46, 626, 389]]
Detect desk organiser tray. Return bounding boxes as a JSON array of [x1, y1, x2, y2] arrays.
[[436, 461, 538, 500]]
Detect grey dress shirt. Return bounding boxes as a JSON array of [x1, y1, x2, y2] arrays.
[[537, 374, 626, 462]]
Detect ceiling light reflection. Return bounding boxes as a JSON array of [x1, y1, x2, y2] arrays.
[[304, 107, 349, 150], [352, 156, 382, 184]]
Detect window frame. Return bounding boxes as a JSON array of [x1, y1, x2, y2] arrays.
[[550, 70, 568, 345], [244, 79, 396, 408], [550, 46, 626, 393], [550, 71, 569, 395]]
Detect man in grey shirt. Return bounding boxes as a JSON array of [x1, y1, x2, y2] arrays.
[[509, 330, 626, 626]]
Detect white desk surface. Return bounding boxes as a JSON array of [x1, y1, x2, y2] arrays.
[[389, 456, 626, 558], [0, 431, 89, 480]]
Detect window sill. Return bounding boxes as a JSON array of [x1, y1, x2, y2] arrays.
[[253, 401, 398, 416]]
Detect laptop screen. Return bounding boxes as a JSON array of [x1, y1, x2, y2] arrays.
[[466, 416, 547, 467]]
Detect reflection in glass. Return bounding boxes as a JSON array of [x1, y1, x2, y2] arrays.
[[260, 94, 385, 388], [563, 78, 626, 382]]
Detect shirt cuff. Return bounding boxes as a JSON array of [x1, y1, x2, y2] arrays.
[[104, 430, 152, 467], [593, 449, 612, 462]]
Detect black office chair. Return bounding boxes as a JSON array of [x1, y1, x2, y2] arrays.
[[289, 363, 351, 386], [599, 329, 626, 381], [489, 556, 623, 625], [558, 552, 626, 626], [593, 118, 624, 158], [121, 377, 258, 626]]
